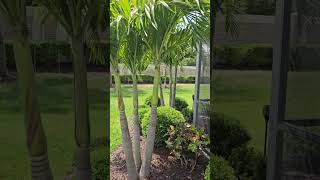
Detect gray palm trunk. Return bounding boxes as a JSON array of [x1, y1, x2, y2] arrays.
[[114, 68, 139, 180], [70, 37, 91, 179], [132, 74, 142, 171], [0, 29, 8, 79], [172, 65, 178, 107], [169, 64, 173, 107], [139, 64, 160, 178], [13, 35, 53, 180], [159, 80, 164, 106]]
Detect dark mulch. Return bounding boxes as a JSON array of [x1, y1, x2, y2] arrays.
[[110, 137, 208, 180]]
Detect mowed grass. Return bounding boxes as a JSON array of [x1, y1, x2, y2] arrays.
[[0, 73, 108, 179], [110, 84, 197, 152], [213, 70, 272, 152]]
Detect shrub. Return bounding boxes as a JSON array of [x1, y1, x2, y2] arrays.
[[211, 113, 251, 157], [204, 154, 237, 180], [141, 106, 185, 145], [166, 123, 209, 167], [138, 106, 149, 124], [228, 145, 266, 180], [144, 95, 161, 107], [92, 158, 109, 180], [174, 97, 189, 111], [181, 108, 193, 123]]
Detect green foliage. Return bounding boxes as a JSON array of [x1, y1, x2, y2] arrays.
[[174, 97, 189, 111], [204, 154, 237, 180], [141, 106, 185, 145], [181, 108, 193, 123], [92, 158, 109, 180], [111, 75, 195, 84], [165, 123, 209, 166], [228, 145, 266, 180], [138, 106, 149, 124], [211, 113, 251, 157], [144, 95, 161, 107], [245, 0, 275, 15]]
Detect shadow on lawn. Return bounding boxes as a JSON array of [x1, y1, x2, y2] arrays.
[[0, 75, 107, 114]]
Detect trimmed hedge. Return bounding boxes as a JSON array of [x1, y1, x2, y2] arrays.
[[141, 106, 185, 145], [111, 75, 196, 84], [144, 95, 161, 107], [174, 97, 189, 112], [204, 154, 237, 180], [214, 44, 273, 69]]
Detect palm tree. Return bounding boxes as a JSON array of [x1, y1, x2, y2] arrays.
[[0, 1, 53, 179], [36, 0, 106, 179], [122, 28, 150, 171], [110, 0, 139, 179], [137, 0, 209, 177]]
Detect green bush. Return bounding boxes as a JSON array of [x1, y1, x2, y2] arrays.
[[204, 154, 237, 180], [181, 108, 193, 123], [211, 113, 251, 157], [166, 123, 209, 165], [228, 145, 266, 180], [144, 95, 161, 107], [92, 158, 109, 180], [138, 106, 149, 124], [141, 106, 185, 145], [174, 97, 189, 111]]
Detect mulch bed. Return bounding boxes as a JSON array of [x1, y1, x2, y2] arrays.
[[110, 137, 208, 180]]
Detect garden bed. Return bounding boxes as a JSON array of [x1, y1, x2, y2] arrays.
[[110, 137, 208, 180]]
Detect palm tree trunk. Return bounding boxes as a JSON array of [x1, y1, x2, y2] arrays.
[[71, 37, 91, 180], [169, 64, 173, 107], [113, 67, 139, 180], [172, 65, 178, 107], [0, 30, 8, 80], [159, 79, 164, 106], [139, 63, 160, 178], [13, 37, 53, 180], [132, 73, 142, 171]]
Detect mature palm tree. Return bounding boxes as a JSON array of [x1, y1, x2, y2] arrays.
[[122, 28, 150, 171], [110, 0, 139, 179], [0, 1, 53, 179], [36, 0, 106, 179]]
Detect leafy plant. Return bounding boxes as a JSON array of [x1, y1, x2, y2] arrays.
[[211, 113, 251, 157], [228, 145, 266, 180], [181, 108, 193, 123], [204, 154, 237, 180], [92, 158, 109, 180], [144, 95, 161, 107], [141, 106, 185, 145], [165, 123, 209, 171]]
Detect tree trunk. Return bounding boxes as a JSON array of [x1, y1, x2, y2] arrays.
[[139, 64, 160, 178], [113, 67, 139, 180], [169, 64, 173, 107], [132, 74, 142, 172], [163, 67, 167, 88], [0, 29, 8, 80], [172, 65, 178, 107], [159, 79, 164, 106], [71, 37, 91, 180], [13, 36, 53, 180]]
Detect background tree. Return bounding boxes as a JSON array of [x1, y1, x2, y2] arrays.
[[0, 0, 53, 179], [36, 0, 107, 179]]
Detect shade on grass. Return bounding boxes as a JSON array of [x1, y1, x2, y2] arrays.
[[213, 70, 272, 152], [0, 73, 107, 179], [110, 84, 196, 152]]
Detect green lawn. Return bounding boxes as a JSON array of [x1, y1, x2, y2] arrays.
[[0, 73, 108, 179], [214, 70, 272, 152], [110, 84, 196, 152]]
